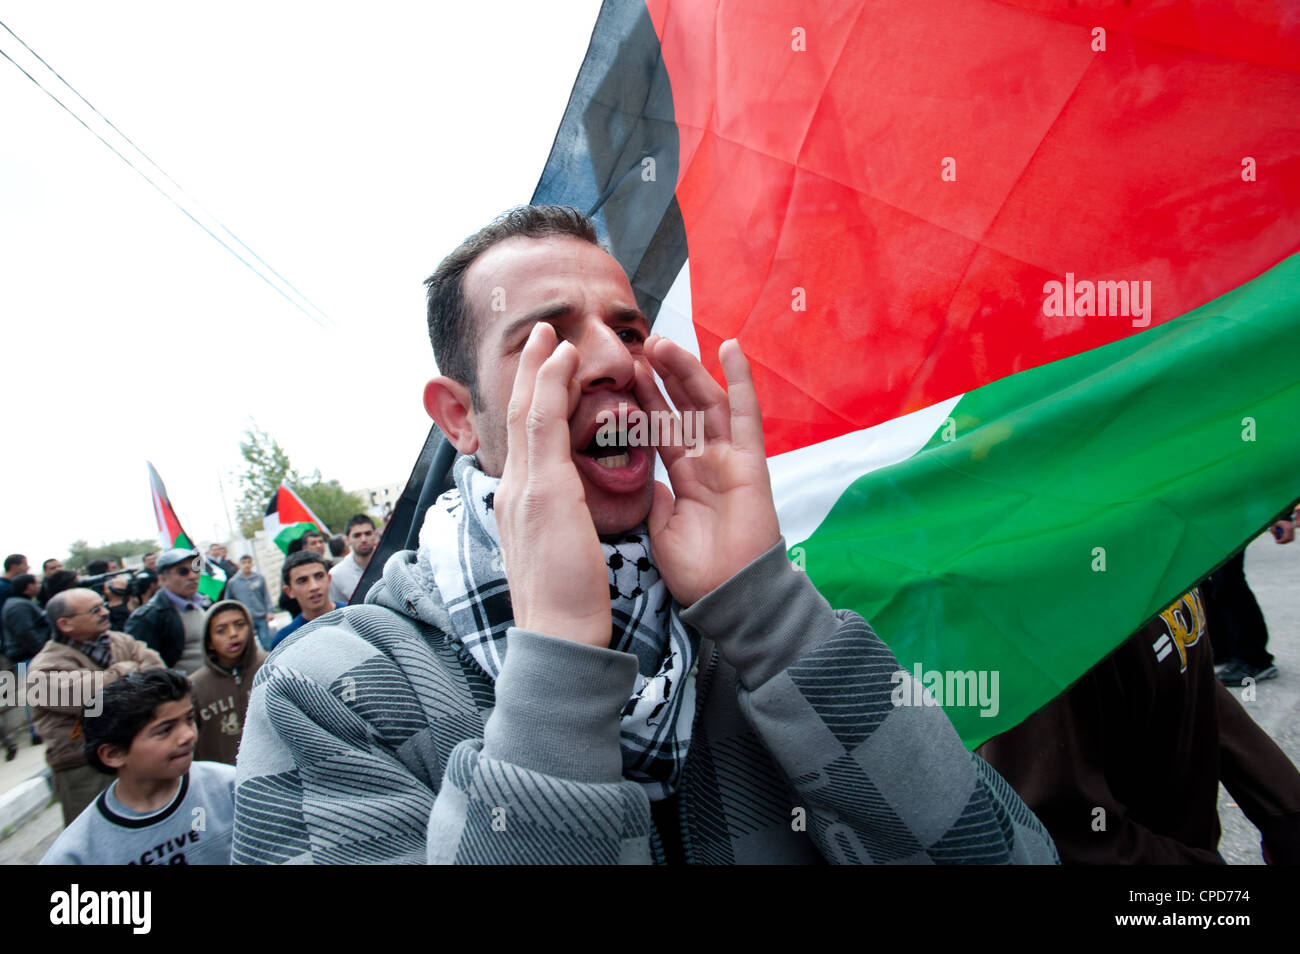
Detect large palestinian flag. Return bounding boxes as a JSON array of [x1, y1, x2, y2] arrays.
[[532, 0, 1300, 746], [264, 484, 330, 554], [146, 461, 225, 602]]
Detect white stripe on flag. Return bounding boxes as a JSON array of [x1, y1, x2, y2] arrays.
[[653, 262, 962, 548]]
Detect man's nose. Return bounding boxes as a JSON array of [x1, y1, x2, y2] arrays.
[[574, 319, 636, 393]]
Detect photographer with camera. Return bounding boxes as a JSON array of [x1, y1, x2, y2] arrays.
[[104, 577, 134, 630]]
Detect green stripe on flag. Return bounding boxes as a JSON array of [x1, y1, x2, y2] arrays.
[[795, 252, 1300, 749], [274, 522, 316, 554], [197, 573, 224, 602]]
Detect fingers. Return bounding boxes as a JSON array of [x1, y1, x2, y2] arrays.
[[718, 338, 766, 455], [505, 323, 557, 476], [647, 479, 675, 539], [527, 339, 582, 476], [632, 362, 686, 469], [645, 335, 731, 442]]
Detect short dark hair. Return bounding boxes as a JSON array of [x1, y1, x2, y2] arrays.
[[83, 669, 192, 775], [424, 205, 600, 406], [42, 558, 60, 571], [328, 535, 347, 558], [282, 550, 329, 586], [86, 559, 109, 576], [302, 530, 324, 542], [40, 570, 79, 602], [344, 514, 374, 535], [3, 554, 25, 572], [9, 573, 35, 592]]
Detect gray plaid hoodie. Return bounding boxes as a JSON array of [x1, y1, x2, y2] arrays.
[[232, 538, 1058, 864]]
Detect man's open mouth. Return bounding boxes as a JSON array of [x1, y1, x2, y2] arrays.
[[578, 431, 630, 469]]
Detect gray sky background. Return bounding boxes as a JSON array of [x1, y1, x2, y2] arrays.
[[1, 0, 602, 562]]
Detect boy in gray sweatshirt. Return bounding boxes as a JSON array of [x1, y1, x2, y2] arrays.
[[41, 669, 235, 865]]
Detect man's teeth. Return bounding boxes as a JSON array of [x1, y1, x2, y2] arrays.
[[594, 453, 630, 468]]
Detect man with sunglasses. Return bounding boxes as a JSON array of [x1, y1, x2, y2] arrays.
[[125, 548, 211, 674], [27, 587, 163, 824]]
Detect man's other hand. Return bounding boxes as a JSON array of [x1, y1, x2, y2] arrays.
[[496, 323, 611, 648], [637, 336, 781, 607], [1272, 519, 1295, 544]]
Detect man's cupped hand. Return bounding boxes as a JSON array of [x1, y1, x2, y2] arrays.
[[637, 334, 780, 607], [495, 323, 782, 650]]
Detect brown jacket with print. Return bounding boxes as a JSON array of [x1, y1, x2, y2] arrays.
[[25, 632, 165, 771], [190, 601, 267, 765]]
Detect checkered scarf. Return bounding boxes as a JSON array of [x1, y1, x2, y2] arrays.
[[52, 630, 114, 669], [420, 455, 698, 800]]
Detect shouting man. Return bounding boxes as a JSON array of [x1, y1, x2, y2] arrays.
[[233, 206, 1056, 865]]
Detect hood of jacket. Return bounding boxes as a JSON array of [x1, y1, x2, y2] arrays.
[[201, 600, 266, 678], [363, 547, 455, 637]]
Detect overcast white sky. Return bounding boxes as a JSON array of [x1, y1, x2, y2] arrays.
[[0, 0, 603, 562]]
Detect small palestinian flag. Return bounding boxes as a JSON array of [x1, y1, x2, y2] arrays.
[[533, 1, 1300, 746], [146, 461, 225, 602], [264, 484, 330, 554]]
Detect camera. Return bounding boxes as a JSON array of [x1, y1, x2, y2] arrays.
[[77, 568, 156, 598]]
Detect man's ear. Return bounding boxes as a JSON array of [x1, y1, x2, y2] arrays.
[[97, 742, 128, 772], [424, 377, 479, 456]]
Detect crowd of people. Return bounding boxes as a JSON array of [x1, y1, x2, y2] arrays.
[[2, 205, 1298, 866], [0, 512, 382, 833]]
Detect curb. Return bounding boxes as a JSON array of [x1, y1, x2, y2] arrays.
[[0, 769, 53, 842]]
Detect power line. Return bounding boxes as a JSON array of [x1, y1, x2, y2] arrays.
[[0, 20, 334, 329]]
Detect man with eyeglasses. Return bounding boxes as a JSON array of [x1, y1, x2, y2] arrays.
[[26, 587, 163, 824], [125, 548, 212, 674]]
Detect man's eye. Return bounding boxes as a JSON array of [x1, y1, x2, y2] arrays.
[[618, 328, 646, 345]]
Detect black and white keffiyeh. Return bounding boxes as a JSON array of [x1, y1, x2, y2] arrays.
[[420, 455, 698, 800]]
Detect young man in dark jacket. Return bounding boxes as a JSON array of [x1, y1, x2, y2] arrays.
[[234, 206, 1056, 865], [1, 573, 46, 755], [2, 574, 48, 664]]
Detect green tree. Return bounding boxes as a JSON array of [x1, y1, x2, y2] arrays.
[[66, 538, 158, 572], [234, 424, 368, 537], [236, 424, 294, 537], [294, 477, 368, 536]]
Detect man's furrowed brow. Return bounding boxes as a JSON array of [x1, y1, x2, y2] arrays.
[[498, 302, 574, 342], [610, 306, 649, 328], [499, 302, 649, 344]]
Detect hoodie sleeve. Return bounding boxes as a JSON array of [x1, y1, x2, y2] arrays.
[[427, 629, 653, 864], [232, 607, 651, 865], [680, 538, 1059, 865], [231, 613, 438, 864]]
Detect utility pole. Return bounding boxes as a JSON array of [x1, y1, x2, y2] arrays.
[[216, 468, 237, 545]]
